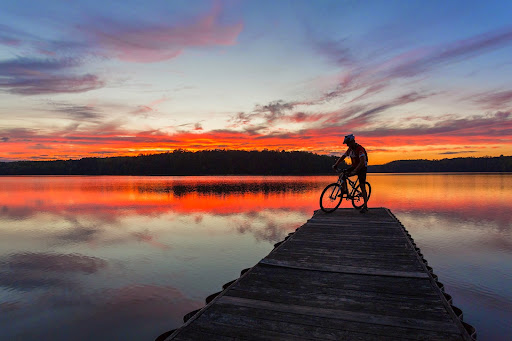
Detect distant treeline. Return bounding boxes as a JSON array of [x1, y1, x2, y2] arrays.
[[1, 151, 511, 175], [368, 155, 512, 173], [0, 150, 341, 175]]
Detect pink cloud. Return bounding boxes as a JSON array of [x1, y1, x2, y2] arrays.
[[86, 2, 243, 63], [471, 90, 512, 109]]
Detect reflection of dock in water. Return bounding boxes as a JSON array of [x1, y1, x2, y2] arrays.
[[158, 208, 476, 340]]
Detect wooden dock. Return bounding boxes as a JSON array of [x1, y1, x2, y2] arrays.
[[159, 208, 475, 340]]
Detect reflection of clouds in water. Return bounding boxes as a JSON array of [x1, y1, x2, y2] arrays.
[[231, 210, 301, 243], [2, 282, 201, 340], [55, 226, 100, 244], [0, 301, 22, 312], [194, 214, 203, 223], [0, 252, 106, 292], [2, 252, 107, 274], [78, 285, 201, 340], [396, 210, 512, 237], [0, 205, 34, 220], [0, 249, 198, 340], [0, 271, 77, 291], [132, 230, 171, 250], [43, 215, 171, 251]]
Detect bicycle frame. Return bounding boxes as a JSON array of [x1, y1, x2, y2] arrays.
[[320, 169, 370, 213], [337, 172, 360, 199]]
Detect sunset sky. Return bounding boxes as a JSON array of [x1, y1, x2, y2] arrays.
[[1, 0, 511, 164]]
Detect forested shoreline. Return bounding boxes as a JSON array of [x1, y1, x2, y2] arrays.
[[0, 150, 341, 175], [369, 155, 512, 173], [0, 150, 510, 175]]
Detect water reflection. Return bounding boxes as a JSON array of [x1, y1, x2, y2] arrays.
[[0, 175, 511, 340]]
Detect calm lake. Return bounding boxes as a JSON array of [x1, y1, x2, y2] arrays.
[[0, 174, 511, 340]]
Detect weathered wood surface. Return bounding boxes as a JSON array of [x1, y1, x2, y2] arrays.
[[165, 208, 472, 340]]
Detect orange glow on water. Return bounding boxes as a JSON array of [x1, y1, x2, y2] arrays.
[[1, 175, 510, 223]]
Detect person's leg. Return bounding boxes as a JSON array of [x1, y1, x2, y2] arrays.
[[342, 167, 354, 194], [358, 169, 368, 212]]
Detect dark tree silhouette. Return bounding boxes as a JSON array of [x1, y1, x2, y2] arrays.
[[368, 155, 512, 173], [0, 150, 342, 175], [1, 151, 510, 175]]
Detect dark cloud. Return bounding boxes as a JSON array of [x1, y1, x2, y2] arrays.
[[27, 143, 53, 150], [361, 111, 512, 138], [229, 100, 299, 128], [0, 57, 104, 95], [471, 90, 512, 109], [246, 91, 431, 134], [229, 112, 255, 127], [0, 57, 79, 75], [327, 91, 432, 129], [439, 151, 477, 155], [254, 100, 296, 123], [0, 128, 39, 142], [50, 102, 104, 121], [1, 74, 103, 95], [89, 151, 119, 155]]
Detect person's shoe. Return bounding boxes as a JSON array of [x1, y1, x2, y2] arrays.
[[360, 207, 369, 214]]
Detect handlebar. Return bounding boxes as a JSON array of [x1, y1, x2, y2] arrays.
[[332, 166, 353, 179]]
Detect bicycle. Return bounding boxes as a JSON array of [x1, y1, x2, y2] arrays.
[[319, 168, 372, 213]]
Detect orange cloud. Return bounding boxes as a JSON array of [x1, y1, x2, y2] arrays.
[[1, 109, 511, 163]]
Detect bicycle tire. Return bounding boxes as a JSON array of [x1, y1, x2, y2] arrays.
[[352, 182, 371, 209], [320, 183, 343, 213]]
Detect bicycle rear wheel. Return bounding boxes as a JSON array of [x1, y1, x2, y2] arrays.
[[352, 182, 371, 209], [320, 183, 343, 213]]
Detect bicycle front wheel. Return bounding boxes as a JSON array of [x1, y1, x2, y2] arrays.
[[352, 182, 371, 209], [320, 183, 343, 213]]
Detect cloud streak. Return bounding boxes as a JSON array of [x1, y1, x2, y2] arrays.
[[1, 108, 510, 162], [0, 57, 104, 95], [82, 2, 243, 63], [314, 26, 512, 103], [471, 90, 512, 109]]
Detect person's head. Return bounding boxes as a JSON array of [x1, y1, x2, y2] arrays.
[[343, 134, 356, 148]]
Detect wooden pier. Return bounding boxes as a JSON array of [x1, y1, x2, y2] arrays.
[[159, 208, 475, 340]]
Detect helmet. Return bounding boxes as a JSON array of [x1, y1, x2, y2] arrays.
[[343, 134, 355, 144]]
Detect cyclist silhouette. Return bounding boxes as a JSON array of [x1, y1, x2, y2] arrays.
[[332, 134, 369, 213]]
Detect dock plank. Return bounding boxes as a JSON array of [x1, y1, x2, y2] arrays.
[[163, 208, 472, 340]]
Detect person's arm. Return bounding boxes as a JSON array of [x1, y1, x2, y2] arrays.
[[332, 155, 346, 170]]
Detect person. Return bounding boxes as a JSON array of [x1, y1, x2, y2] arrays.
[[332, 134, 369, 213]]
